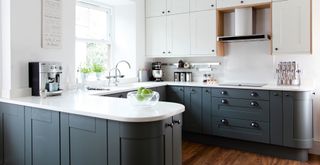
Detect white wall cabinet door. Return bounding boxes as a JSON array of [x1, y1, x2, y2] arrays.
[[146, 17, 167, 57], [272, 0, 311, 55], [190, 0, 216, 12], [146, 0, 167, 17], [217, 0, 271, 9], [167, 14, 190, 56], [190, 10, 216, 56], [167, 0, 190, 15]]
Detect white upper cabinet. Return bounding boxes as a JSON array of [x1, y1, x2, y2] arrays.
[[146, 0, 189, 17], [190, 10, 216, 56], [146, 0, 166, 17], [217, 0, 271, 9], [272, 0, 311, 55], [146, 17, 167, 57], [190, 0, 216, 12], [167, 14, 190, 56], [167, 0, 190, 15]]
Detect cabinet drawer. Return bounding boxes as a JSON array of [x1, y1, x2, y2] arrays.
[[212, 117, 270, 143], [212, 88, 269, 100], [212, 98, 269, 122], [217, 0, 271, 9]]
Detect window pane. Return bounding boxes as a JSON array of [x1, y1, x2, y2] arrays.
[[76, 41, 110, 68], [76, 5, 109, 40]]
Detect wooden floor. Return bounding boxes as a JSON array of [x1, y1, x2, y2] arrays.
[[182, 140, 320, 165]]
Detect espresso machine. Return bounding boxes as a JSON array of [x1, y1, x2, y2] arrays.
[[29, 62, 63, 96], [152, 62, 163, 82]]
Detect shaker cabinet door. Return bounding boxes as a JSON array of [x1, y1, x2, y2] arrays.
[[190, 10, 216, 56], [167, 13, 190, 57], [146, 0, 167, 17], [146, 17, 167, 57], [167, 0, 190, 15], [272, 0, 311, 55], [25, 108, 60, 165], [190, 0, 216, 11], [184, 87, 202, 133]]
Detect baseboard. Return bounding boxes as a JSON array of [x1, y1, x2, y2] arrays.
[[309, 141, 320, 155]]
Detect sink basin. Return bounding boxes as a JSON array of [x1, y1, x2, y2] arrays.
[[86, 87, 111, 91], [218, 83, 267, 87]]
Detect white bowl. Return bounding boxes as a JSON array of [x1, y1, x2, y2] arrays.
[[127, 91, 160, 107]]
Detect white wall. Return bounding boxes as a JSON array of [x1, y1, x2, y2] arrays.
[[112, 0, 148, 80], [7, 0, 76, 97]]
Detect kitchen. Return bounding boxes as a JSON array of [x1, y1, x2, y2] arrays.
[[0, 0, 319, 164]]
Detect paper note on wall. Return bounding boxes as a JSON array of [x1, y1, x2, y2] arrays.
[[41, 0, 62, 49]]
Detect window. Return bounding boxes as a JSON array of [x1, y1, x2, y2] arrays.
[[75, 1, 112, 79]]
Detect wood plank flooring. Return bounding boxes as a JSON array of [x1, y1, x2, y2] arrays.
[[182, 140, 320, 165]]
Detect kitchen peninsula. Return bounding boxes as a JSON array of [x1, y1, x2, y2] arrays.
[[0, 92, 185, 165]]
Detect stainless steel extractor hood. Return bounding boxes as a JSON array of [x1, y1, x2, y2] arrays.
[[217, 7, 270, 43]]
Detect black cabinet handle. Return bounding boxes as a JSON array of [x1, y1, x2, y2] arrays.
[[179, 88, 183, 92], [173, 120, 181, 125], [221, 119, 228, 125], [167, 10, 171, 13], [162, 51, 166, 54], [221, 99, 228, 104], [162, 11, 165, 14], [250, 92, 258, 97], [211, 49, 215, 52], [285, 93, 290, 97], [206, 90, 210, 93], [250, 101, 259, 107], [221, 91, 227, 95], [251, 122, 259, 128], [273, 93, 279, 96], [240, 0, 244, 3], [166, 123, 174, 128], [211, 4, 214, 7], [168, 51, 171, 54], [275, 48, 279, 51]]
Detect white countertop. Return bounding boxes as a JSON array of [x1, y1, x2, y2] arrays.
[[0, 91, 185, 123], [88, 81, 315, 96], [0, 81, 313, 122]]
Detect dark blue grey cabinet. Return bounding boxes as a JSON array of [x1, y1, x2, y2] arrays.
[[108, 114, 182, 165], [167, 86, 184, 104], [270, 91, 283, 146], [60, 114, 108, 165], [0, 103, 25, 165], [202, 88, 212, 134], [106, 92, 128, 98], [183, 87, 202, 133], [25, 107, 60, 165], [150, 86, 167, 101], [283, 92, 313, 149]]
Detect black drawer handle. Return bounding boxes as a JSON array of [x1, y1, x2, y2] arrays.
[[205, 90, 210, 93], [173, 120, 181, 125], [250, 92, 258, 97], [221, 99, 228, 104], [179, 88, 184, 92], [251, 122, 259, 128], [221, 91, 227, 95], [250, 101, 259, 107], [166, 123, 174, 128], [221, 119, 228, 125]]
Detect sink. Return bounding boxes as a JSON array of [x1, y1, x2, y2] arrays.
[[218, 83, 267, 87], [86, 87, 111, 91]]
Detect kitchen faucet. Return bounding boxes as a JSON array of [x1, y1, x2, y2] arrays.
[[107, 60, 131, 86]]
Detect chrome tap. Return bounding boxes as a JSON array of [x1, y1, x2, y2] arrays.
[[107, 60, 131, 86]]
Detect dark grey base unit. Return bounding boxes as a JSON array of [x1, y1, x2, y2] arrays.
[[167, 86, 314, 161], [0, 102, 182, 165]]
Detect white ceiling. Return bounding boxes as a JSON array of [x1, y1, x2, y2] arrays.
[[86, 0, 134, 6]]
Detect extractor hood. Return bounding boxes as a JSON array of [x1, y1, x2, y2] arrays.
[[217, 7, 270, 43]]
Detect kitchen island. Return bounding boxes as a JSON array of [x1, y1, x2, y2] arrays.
[[0, 92, 185, 165]]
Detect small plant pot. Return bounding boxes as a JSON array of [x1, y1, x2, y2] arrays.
[[95, 72, 103, 80], [81, 73, 89, 82]]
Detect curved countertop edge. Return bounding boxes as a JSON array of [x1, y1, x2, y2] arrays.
[[0, 96, 185, 123]]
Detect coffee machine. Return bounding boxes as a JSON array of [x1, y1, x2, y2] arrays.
[[152, 62, 163, 82], [29, 62, 63, 96]]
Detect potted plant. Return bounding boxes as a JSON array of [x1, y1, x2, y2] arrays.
[[92, 63, 105, 80], [80, 66, 92, 82]]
